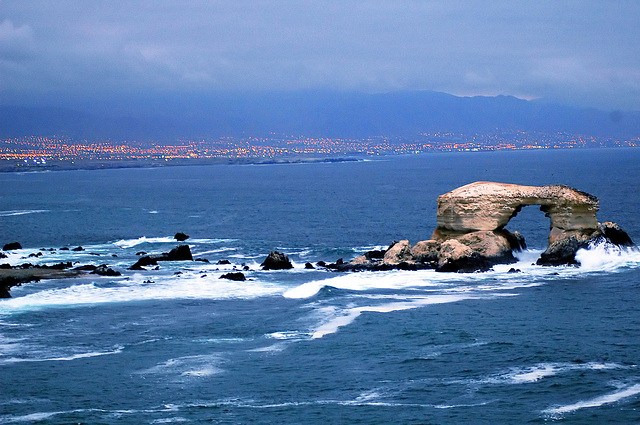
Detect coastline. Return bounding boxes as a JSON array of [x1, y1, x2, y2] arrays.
[[3, 146, 638, 174], [0, 156, 363, 173]]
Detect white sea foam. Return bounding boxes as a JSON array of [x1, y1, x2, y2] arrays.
[[112, 237, 236, 249], [151, 418, 189, 424], [576, 242, 640, 272], [247, 342, 289, 353], [141, 354, 223, 378], [194, 247, 237, 256], [283, 270, 449, 299], [507, 364, 559, 383], [0, 411, 65, 423], [311, 294, 478, 338], [0, 275, 282, 312], [433, 401, 494, 409], [0, 209, 48, 217], [543, 383, 640, 416], [112, 236, 177, 248], [483, 362, 628, 385], [0, 347, 123, 365]]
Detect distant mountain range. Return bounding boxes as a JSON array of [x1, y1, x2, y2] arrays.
[[1, 91, 639, 141]]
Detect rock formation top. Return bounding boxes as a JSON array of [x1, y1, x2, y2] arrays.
[[435, 182, 599, 242]]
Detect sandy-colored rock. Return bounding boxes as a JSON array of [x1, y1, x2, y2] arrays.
[[383, 240, 413, 265], [435, 182, 599, 239], [456, 230, 513, 259], [437, 239, 473, 266], [351, 255, 369, 264], [410, 240, 440, 263]]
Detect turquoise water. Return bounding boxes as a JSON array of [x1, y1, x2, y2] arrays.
[[1, 148, 639, 424]]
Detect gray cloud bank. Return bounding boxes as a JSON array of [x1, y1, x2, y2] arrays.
[[1, 1, 640, 112]]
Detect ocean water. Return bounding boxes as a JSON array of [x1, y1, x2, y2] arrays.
[[0, 148, 639, 424]]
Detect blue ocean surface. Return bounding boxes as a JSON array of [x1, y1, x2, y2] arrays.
[[0, 148, 639, 424]]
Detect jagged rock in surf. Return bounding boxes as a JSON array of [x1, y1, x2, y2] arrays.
[[260, 251, 293, 270], [129, 244, 193, 270], [166, 245, 193, 261], [174, 232, 190, 241], [537, 221, 634, 266], [91, 265, 122, 276], [219, 272, 246, 281]]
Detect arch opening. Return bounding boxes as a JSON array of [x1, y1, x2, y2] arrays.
[[503, 204, 551, 250]]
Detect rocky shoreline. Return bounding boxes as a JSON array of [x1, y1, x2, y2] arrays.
[[1, 182, 635, 298]]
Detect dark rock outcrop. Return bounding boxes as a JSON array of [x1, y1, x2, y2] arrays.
[[91, 265, 122, 276], [174, 232, 190, 241], [167, 245, 193, 261], [0, 265, 84, 298], [597, 222, 634, 246], [129, 245, 193, 270], [537, 221, 634, 266], [261, 251, 293, 270], [220, 272, 246, 281], [73, 264, 98, 271], [3, 242, 22, 251]]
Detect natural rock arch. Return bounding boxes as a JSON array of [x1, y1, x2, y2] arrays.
[[432, 182, 600, 246], [341, 181, 632, 272]]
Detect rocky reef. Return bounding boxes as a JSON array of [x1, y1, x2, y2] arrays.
[[337, 182, 634, 272], [0, 183, 634, 297]]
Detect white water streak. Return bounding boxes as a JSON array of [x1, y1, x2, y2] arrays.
[[0, 347, 123, 365], [544, 383, 640, 415], [0, 209, 48, 217]]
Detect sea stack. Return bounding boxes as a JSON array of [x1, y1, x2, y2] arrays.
[[343, 182, 634, 272]]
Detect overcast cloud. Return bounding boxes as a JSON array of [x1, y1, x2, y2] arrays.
[[2, 0, 640, 111]]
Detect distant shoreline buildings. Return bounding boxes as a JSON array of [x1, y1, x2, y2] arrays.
[[1, 131, 638, 171]]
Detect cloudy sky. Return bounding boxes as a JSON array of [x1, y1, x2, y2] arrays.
[[2, 1, 640, 112]]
